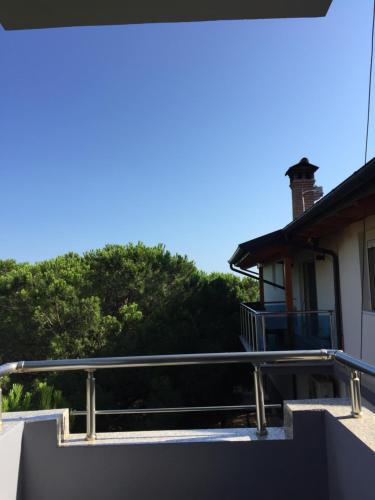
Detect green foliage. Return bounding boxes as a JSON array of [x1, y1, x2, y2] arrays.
[[0, 243, 257, 425], [2, 383, 31, 412], [2, 381, 65, 412], [35, 381, 65, 409]]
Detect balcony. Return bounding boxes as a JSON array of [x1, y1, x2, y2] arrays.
[[240, 302, 337, 352], [0, 350, 374, 500]]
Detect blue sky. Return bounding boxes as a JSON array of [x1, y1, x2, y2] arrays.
[[1, 0, 374, 272]]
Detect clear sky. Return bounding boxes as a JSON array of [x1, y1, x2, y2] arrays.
[[1, 0, 375, 272]]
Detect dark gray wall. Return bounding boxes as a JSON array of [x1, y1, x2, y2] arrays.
[[20, 411, 328, 500], [0, 423, 24, 500], [325, 412, 375, 500]]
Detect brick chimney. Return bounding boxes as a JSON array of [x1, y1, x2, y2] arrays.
[[285, 158, 322, 219]]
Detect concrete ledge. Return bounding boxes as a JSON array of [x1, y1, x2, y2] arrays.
[[3, 398, 374, 448], [63, 426, 287, 447], [284, 398, 375, 451], [2, 409, 69, 444]]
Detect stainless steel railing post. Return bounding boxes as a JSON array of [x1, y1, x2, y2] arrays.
[[255, 316, 260, 351], [245, 309, 249, 346], [250, 313, 254, 350], [253, 365, 267, 435], [350, 369, 362, 418], [86, 370, 96, 441], [248, 311, 251, 348], [328, 311, 337, 349], [240, 304, 243, 337], [261, 315, 266, 351]]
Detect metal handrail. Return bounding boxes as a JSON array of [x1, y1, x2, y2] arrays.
[[0, 349, 368, 441], [241, 303, 334, 316], [335, 351, 375, 377], [254, 310, 334, 317], [240, 303, 337, 351]]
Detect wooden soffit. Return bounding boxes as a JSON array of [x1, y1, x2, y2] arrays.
[[298, 192, 375, 240]]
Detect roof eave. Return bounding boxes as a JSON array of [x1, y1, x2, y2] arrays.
[[229, 157, 375, 268], [0, 0, 334, 31]]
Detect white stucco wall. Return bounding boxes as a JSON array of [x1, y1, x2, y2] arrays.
[[362, 313, 375, 361], [0, 422, 24, 499], [315, 236, 336, 312], [335, 222, 363, 358], [263, 263, 285, 303], [292, 262, 302, 310], [318, 217, 375, 365], [358, 216, 375, 373], [260, 218, 375, 369]]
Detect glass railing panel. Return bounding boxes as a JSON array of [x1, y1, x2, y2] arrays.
[[239, 303, 335, 352], [264, 302, 287, 313], [292, 313, 332, 349], [262, 311, 334, 351]]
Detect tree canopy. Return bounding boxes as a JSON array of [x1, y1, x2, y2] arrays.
[[0, 243, 257, 430]]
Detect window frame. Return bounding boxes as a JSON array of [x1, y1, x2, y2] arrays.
[[367, 239, 375, 311]]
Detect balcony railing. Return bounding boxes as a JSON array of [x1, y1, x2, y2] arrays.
[[0, 349, 370, 441], [240, 302, 337, 351]]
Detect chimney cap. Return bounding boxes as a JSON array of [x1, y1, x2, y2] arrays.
[[285, 157, 319, 177]]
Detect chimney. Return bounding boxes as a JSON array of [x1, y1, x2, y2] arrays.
[[285, 158, 323, 219]]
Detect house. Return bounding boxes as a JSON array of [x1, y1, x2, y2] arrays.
[[229, 157, 375, 398]]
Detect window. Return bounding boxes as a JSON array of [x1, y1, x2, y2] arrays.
[[368, 240, 375, 310]]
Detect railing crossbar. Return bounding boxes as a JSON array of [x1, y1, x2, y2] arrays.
[[71, 403, 282, 417], [241, 304, 334, 317]]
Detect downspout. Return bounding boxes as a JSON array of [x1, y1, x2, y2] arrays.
[[284, 237, 343, 350], [230, 263, 285, 290]]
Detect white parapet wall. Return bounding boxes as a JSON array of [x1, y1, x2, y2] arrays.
[[1, 400, 375, 500], [0, 421, 24, 500]]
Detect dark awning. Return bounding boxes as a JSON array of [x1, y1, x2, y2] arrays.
[[229, 157, 375, 269], [0, 0, 333, 31]]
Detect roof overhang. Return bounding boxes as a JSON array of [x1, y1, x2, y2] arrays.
[[229, 229, 288, 269], [230, 157, 375, 269], [0, 1, 333, 31]]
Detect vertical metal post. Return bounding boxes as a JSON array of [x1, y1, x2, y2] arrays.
[[261, 315, 266, 351], [251, 313, 255, 351], [328, 312, 334, 349], [86, 370, 96, 441], [245, 310, 248, 346], [247, 311, 251, 348], [244, 308, 247, 344], [253, 365, 267, 436], [350, 369, 362, 418], [256, 315, 263, 351], [245, 308, 247, 345], [329, 311, 337, 349], [240, 306, 243, 339], [254, 314, 257, 351], [255, 315, 259, 351]]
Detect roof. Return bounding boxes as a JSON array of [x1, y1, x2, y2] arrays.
[[0, 0, 333, 31], [229, 157, 375, 268], [229, 230, 286, 269]]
